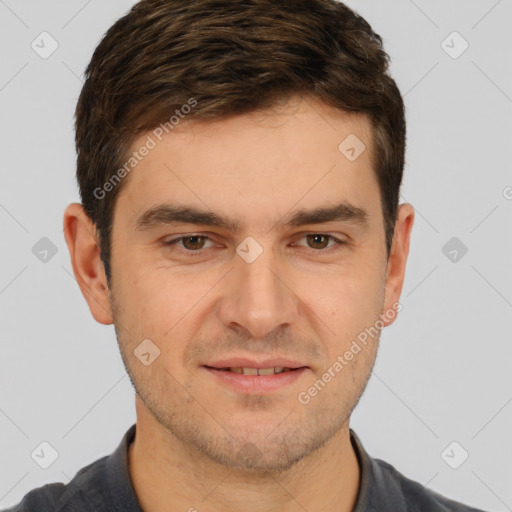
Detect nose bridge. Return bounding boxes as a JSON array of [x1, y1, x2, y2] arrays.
[[218, 239, 297, 337]]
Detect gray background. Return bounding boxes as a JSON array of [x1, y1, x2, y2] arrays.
[[1, 0, 511, 510]]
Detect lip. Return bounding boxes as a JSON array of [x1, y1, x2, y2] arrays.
[[203, 357, 307, 369], [201, 360, 309, 394]]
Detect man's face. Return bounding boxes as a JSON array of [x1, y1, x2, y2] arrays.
[[105, 96, 402, 472]]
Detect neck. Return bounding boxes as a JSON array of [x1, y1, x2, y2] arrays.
[[128, 398, 361, 512]]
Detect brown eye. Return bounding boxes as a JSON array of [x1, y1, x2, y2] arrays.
[[181, 235, 207, 250], [306, 234, 330, 249], [293, 233, 346, 253], [163, 235, 216, 255]]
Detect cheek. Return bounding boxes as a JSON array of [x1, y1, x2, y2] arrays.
[[120, 269, 213, 346], [304, 263, 384, 320], [299, 265, 385, 360]]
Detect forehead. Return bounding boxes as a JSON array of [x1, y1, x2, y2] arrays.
[[115, 96, 380, 229]]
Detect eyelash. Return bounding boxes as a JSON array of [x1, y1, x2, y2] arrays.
[[162, 233, 347, 257]]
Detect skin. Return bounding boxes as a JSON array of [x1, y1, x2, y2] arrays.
[[63, 95, 414, 512]]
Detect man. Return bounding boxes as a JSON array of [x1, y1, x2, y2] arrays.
[[5, 0, 487, 510]]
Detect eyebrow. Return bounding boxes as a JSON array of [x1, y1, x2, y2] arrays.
[[135, 201, 369, 233]]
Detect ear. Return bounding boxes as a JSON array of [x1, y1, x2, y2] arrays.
[[63, 203, 114, 325], [381, 203, 415, 326]]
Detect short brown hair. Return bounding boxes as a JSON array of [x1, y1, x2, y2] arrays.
[[75, 0, 405, 283]]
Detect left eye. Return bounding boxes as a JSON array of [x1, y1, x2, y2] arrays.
[[294, 233, 345, 251]]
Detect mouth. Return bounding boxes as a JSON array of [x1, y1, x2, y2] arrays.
[[201, 360, 309, 394], [204, 366, 300, 375]]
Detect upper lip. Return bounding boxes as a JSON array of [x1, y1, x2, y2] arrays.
[[203, 357, 308, 369]]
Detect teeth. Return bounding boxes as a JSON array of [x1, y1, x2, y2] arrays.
[[226, 367, 291, 375], [257, 367, 275, 375]]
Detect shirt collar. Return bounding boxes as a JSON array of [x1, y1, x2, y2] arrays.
[[350, 428, 407, 510], [105, 423, 142, 511]]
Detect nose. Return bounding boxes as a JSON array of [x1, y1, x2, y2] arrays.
[[216, 243, 299, 339]]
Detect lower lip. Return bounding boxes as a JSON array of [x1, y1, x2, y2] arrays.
[[202, 366, 309, 394]]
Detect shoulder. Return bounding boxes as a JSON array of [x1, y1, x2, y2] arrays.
[[374, 457, 488, 512], [2, 483, 65, 512], [2, 455, 110, 512], [350, 428, 488, 512]]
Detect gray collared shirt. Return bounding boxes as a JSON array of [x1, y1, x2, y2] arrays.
[[3, 424, 487, 511]]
